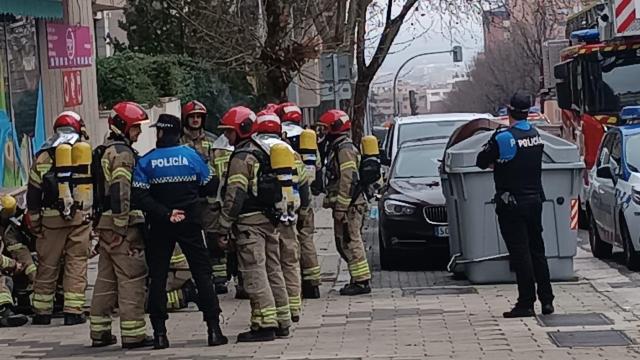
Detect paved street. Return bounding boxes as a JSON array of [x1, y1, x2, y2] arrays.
[[4, 209, 640, 359]]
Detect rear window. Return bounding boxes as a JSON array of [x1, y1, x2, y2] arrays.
[[392, 144, 444, 178], [397, 121, 467, 146]]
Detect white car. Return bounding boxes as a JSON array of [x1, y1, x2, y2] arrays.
[[381, 113, 493, 166], [587, 118, 640, 270]]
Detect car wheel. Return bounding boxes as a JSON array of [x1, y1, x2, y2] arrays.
[[378, 231, 397, 270], [621, 217, 640, 271], [589, 211, 612, 259]]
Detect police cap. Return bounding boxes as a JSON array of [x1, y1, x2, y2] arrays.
[[150, 114, 181, 134], [507, 91, 532, 113]]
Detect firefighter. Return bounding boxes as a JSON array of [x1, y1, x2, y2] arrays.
[[89, 102, 154, 349], [318, 110, 372, 296], [132, 114, 226, 349], [277, 103, 321, 299], [210, 106, 288, 342], [0, 194, 28, 327], [254, 109, 299, 325], [27, 111, 93, 325], [165, 245, 197, 311], [180, 100, 229, 295], [476, 92, 554, 318]]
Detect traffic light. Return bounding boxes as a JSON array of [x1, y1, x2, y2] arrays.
[[452, 46, 463, 63]]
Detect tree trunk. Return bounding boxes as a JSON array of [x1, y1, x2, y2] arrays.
[[351, 79, 370, 145]]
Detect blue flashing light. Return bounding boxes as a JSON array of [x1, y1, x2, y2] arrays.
[[570, 29, 600, 42], [620, 106, 640, 124]]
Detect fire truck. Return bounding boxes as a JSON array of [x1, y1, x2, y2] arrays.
[[554, 0, 640, 227]]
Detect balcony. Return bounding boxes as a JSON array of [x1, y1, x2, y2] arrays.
[[93, 0, 125, 11]]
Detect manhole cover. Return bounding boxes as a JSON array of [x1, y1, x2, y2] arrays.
[[403, 287, 477, 296], [538, 313, 613, 327], [549, 330, 633, 347]]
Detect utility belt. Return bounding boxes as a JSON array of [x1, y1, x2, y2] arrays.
[[494, 192, 543, 208], [240, 201, 282, 226]]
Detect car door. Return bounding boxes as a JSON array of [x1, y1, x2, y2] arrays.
[[591, 133, 615, 241], [599, 132, 620, 243]]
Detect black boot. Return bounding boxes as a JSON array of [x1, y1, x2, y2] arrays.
[[207, 321, 228, 346], [302, 282, 320, 299], [215, 283, 229, 295], [541, 303, 555, 315], [235, 285, 250, 300], [151, 319, 169, 349], [275, 326, 290, 338], [64, 313, 87, 326], [31, 314, 51, 325], [291, 315, 300, 323], [91, 333, 117, 348], [14, 291, 33, 315], [503, 306, 535, 318], [122, 336, 154, 349], [236, 328, 276, 342], [339, 281, 371, 296], [0, 306, 28, 327]]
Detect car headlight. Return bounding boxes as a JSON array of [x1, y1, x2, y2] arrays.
[[633, 187, 640, 205], [383, 200, 416, 216]]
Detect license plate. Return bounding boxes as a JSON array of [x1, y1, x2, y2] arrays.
[[434, 226, 449, 238]]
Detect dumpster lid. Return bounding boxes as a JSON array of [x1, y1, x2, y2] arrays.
[[444, 127, 583, 173]]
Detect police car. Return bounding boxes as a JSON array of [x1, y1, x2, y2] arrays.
[[587, 106, 640, 270]]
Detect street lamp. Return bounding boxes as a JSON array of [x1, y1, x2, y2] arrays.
[[393, 46, 464, 117]]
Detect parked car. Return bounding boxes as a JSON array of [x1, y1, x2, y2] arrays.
[[587, 110, 640, 270], [381, 113, 492, 166], [378, 137, 450, 269]]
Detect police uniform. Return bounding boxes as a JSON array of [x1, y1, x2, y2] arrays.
[[89, 138, 150, 347], [212, 137, 289, 339], [132, 114, 225, 347], [476, 97, 554, 317], [324, 134, 371, 288]]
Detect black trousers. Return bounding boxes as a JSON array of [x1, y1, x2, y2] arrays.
[[146, 220, 220, 327], [497, 200, 554, 308]]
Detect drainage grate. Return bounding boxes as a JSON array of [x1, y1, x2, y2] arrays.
[[537, 313, 613, 327], [402, 287, 477, 296], [549, 330, 633, 347]]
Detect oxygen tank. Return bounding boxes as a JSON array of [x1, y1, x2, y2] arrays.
[[361, 135, 379, 158], [270, 143, 295, 224], [55, 144, 74, 219], [0, 194, 17, 218], [299, 129, 318, 182], [72, 142, 93, 212]]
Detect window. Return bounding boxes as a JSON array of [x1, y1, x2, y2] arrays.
[[625, 134, 640, 173], [610, 133, 622, 173], [392, 143, 444, 179], [584, 50, 640, 113], [597, 133, 615, 168]]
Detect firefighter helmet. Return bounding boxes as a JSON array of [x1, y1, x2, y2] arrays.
[[277, 102, 303, 124], [318, 109, 350, 134], [54, 111, 83, 135], [182, 100, 207, 129], [219, 106, 257, 140], [255, 110, 282, 135], [108, 101, 149, 136]]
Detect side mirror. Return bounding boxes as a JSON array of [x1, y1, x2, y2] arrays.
[[554, 63, 569, 81], [596, 165, 614, 180], [556, 81, 572, 110]]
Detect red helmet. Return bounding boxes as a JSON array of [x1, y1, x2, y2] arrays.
[[108, 101, 149, 135], [219, 106, 257, 139], [318, 109, 350, 134], [276, 102, 302, 124], [54, 111, 83, 134], [255, 110, 282, 135]]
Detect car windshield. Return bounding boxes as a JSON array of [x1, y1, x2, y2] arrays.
[[392, 143, 444, 178], [397, 121, 468, 146], [625, 133, 640, 173]]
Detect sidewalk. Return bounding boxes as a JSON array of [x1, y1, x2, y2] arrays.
[[2, 211, 640, 359]]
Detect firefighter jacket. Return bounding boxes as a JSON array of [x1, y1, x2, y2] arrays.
[[180, 130, 217, 165], [0, 233, 16, 272], [294, 152, 312, 209], [181, 130, 231, 204], [325, 134, 365, 212], [0, 217, 37, 279], [96, 138, 145, 235]]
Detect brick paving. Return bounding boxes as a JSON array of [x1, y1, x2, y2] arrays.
[[4, 211, 640, 359]]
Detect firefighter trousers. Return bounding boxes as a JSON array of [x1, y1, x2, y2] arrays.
[[202, 204, 228, 286], [278, 223, 301, 318], [90, 228, 148, 344], [33, 218, 91, 315], [333, 205, 371, 283], [297, 207, 321, 286], [166, 244, 192, 310], [146, 220, 220, 324], [0, 275, 12, 307], [234, 215, 289, 330]]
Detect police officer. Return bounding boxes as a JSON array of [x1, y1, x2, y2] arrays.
[[211, 106, 287, 342], [180, 100, 230, 295], [318, 110, 371, 296], [132, 114, 226, 349], [476, 91, 554, 318], [89, 102, 154, 349], [27, 111, 92, 326]]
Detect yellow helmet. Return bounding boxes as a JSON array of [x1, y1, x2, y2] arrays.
[[0, 194, 17, 217]]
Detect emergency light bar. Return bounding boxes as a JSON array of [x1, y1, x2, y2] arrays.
[[620, 106, 640, 124], [571, 29, 601, 43]]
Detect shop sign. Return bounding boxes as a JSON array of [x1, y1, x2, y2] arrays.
[[63, 70, 82, 107], [47, 24, 93, 69]]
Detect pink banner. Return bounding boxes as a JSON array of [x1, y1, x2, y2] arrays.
[[46, 23, 93, 69]]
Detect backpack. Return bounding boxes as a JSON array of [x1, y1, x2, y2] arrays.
[[359, 156, 381, 187], [91, 144, 111, 223], [230, 148, 283, 206]]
